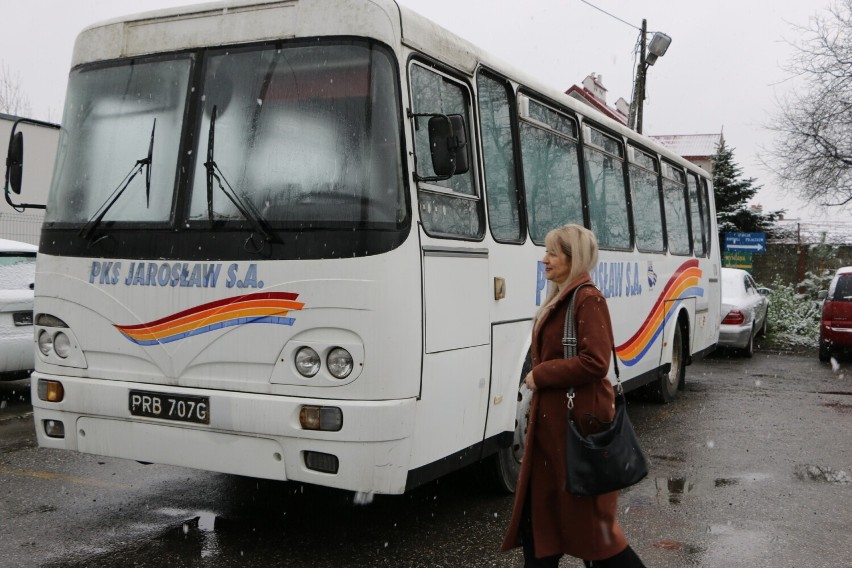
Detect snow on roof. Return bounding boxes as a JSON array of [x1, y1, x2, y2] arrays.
[[648, 133, 722, 158]]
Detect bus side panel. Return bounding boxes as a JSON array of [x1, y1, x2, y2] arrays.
[[411, 345, 490, 470], [483, 321, 532, 442]]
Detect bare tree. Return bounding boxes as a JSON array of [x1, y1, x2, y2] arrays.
[[765, 0, 852, 207], [0, 61, 32, 116]]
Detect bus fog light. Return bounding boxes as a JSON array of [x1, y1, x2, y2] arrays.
[[43, 419, 65, 438], [38, 331, 54, 356], [327, 347, 353, 379], [304, 451, 339, 474], [299, 406, 343, 431], [37, 379, 64, 402], [54, 332, 72, 358], [295, 347, 320, 377]]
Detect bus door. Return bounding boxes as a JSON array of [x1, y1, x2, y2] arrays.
[[407, 62, 491, 469]]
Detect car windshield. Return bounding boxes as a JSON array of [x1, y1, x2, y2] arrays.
[[0, 253, 36, 290]]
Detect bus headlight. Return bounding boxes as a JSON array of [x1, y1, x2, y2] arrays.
[[38, 330, 54, 355], [295, 347, 321, 377], [54, 332, 72, 359], [327, 347, 353, 379]]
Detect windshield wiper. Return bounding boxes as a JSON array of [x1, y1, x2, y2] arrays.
[[79, 119, 156, 242], [203, 105, 272, 251]]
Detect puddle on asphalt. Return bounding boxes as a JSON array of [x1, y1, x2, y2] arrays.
[[652, 473, 771, 505]]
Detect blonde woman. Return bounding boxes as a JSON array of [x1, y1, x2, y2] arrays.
[[501, 224, 644, 567]]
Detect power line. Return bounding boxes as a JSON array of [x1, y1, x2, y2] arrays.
[[577, 0, 641, 31]]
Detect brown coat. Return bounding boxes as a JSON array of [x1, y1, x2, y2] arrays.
[[501, 275, 628, 561]]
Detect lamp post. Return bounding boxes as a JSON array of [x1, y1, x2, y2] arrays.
[[628, 20, 671, 134]]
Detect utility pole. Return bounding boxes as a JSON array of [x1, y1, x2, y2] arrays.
[[628, 19, 647, 134], [628, 21, 671, 135]]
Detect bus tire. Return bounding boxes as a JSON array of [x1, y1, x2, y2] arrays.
[[652, 322, 684, 404], [483, 355, 530, 494]]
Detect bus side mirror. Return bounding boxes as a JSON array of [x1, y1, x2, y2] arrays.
[[818, 290, 828, 301], [427, 114, 469, 177], [6, 131, 24, 194]]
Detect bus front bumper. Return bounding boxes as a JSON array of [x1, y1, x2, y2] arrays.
[[31, 373, 416, 495]]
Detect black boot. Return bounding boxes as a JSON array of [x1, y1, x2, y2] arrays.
[[583, 545, 646, 568]]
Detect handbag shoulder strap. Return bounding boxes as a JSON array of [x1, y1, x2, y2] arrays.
[[563, 284, 623, 411]]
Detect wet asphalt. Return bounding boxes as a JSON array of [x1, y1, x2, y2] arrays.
[[1, 350, 850, 567]]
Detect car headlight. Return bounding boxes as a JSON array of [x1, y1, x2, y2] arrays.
[[295, 347, 321, 377], [327, 347, 353, 379]]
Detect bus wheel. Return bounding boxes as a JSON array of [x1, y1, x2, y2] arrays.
[[652, 323, 684, 404], [483, 358, 529, 493]]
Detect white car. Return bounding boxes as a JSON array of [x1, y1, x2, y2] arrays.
[[719, 267, 770, 357], [0, 238, 37, 380]]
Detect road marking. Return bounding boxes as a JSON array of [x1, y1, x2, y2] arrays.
[[0, 465, 130, 488]]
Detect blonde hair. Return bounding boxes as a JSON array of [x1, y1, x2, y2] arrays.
[[537, 224, 599, 316]]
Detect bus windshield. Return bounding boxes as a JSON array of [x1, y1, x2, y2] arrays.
[[46, 41, 406, 232]]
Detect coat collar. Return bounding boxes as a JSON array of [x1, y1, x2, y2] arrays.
[[534, 273, 594, 338]]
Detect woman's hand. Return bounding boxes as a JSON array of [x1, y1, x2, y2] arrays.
[[524, 371, 536, 391]]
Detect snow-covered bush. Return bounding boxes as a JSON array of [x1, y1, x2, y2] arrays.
[[764, 275, 822, 349]]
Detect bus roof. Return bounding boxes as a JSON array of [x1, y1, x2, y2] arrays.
[[71, 0, 709, 179]]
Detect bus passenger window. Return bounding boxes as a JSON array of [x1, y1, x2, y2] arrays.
[[410, 64, 480, 238], [519, 98, 583, 244], [662, 164, 691, 255], [701, 179, 713, 257], [584, 127, 630, 249], [477, 72, 522, 243], [627, 147, 664, 253], [688, 173, 706, 256]]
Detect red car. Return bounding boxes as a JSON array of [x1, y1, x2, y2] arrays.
[[819, 266, 852, 362]]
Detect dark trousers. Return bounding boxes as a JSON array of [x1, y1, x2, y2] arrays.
[[520, 492, 561, 567], [583, 545, 646, 567]]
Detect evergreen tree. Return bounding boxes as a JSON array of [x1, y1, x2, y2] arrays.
[[712, 140, 782, 239]]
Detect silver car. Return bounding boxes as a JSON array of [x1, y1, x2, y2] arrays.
[[719, 267, 769, 357], [0, 239, 37, 380]]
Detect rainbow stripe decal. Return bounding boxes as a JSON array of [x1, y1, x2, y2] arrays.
[[114, 291, 304, 346], [616, 260, 703, 367]]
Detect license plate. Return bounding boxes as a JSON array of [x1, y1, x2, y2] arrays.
[[129, 390, 210, 424], [13, 311, 33, 326]]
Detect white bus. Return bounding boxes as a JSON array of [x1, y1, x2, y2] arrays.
[[10, 0, 720, 495]]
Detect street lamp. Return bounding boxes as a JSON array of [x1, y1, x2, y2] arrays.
[[628, 20, 671, 134]]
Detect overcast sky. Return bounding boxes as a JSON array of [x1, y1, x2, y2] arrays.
[[1, 0, 840, 221]]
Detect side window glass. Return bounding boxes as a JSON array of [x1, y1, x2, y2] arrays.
[[662, 164, 690, 255], [628, 147, 664, 253], [410, 63, 480, 238], [477, 72, 522, 242], [584, 127, 630, 249], [688, 173, 705, 256], [701, 179, 713, 257], [519, 97, 583, 243]]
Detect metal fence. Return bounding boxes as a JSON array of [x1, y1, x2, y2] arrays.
[[0, 211, 43, 246]]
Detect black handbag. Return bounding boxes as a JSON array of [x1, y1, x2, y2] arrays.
[[562, 285, 649, 496]]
